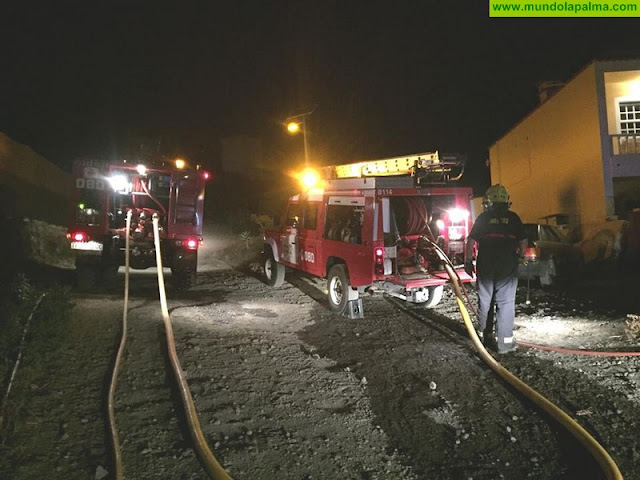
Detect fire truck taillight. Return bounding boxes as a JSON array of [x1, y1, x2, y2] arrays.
[[524, 246, 540, 261], [177, 238, 199, 250], [443, 208, 470, 241], [374, 247, 385, 275], [447, 208, 469, 223], [448, 229, 465, 241]]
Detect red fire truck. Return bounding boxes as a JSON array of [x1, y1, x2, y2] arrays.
[[262, 152, 475, 317], [67, 158, 209, 290]]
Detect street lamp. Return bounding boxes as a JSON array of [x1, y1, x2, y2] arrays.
[[286, 110, 313, 166]]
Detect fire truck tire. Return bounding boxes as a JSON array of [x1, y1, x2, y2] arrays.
[[422, 285, 444, 308], [172, 264, 197, 290], [263, 250, 285, 287], [76, 263, 99, 291], [327, 264, 350, 315]]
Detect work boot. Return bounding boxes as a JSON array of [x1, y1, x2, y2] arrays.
[[497, 341, 518, 354]]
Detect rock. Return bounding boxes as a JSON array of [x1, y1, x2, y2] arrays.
[[95, 465, 109, 479]]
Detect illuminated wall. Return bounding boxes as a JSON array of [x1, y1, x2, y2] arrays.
[[604, 70, 640, 135], [0, 132, 71, 225], [489, 63, 605, 235]]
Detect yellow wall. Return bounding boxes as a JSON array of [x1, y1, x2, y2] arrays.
[[489, 63, 606, 233], [0, 132, 71, 224], [0, 132, 70, 196]]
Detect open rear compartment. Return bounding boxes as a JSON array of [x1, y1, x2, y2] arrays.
[[381, 194, 471, 288], [104, 165, 172, 268]]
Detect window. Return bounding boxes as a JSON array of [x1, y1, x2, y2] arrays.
[[541, 225, 567, 243], [175, 175, 197, 224], [285, 203, 302, 227], [619, 101, 640, 134], [302, 202, 318, 230], [77, 189, 102, 226], [325, 204, 363, 244]]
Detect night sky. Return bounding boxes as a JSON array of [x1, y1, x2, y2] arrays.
[[2, 2, 639, 193]]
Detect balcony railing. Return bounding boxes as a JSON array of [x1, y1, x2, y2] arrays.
[[612, 134, 640, 154]]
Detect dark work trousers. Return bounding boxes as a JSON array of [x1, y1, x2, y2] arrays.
[[476, 272, 518, 349]]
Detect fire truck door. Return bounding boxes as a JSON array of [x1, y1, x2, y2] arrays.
[[280, 202, 302, 265], [297, 202, 322, 276]]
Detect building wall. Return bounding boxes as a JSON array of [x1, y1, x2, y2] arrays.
[[0, 132, 71, 225], [489, 63, 605, 235], [601, 67, 640, 223], [603, 69, 640, 135]]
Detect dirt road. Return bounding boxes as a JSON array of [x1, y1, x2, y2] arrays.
[[2, 226, 640, 479]]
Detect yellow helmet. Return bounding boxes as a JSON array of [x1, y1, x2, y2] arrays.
[[484, 184, 510, 207]]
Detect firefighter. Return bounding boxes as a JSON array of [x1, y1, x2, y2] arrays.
[[464, 184, 527, 354]]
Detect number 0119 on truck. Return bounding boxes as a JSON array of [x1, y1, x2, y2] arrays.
[[262, 151, 476, 318]]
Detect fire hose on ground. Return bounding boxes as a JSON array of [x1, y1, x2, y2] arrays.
[[428, 241, 623, 480], [106, 212, 233, 479], [0, 292, 47, 430], [455, 260, 640, 358]]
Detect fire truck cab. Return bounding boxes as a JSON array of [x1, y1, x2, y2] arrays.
[[67, 158, 208, 290], [263, 152, 475, 317]]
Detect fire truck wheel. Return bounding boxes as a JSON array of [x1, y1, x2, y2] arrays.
[[327, 264, 350, 315], [76, 262, 98, 291], [172, 264, 197, 290], [263, 251, 285, 287], [422, 285, 444, 308]]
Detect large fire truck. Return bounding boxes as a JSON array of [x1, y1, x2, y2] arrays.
[[262, 152, 475, 317], [67, 158, 209, 290]]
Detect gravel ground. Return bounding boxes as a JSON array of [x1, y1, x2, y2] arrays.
[[2, 224, 639, 480]]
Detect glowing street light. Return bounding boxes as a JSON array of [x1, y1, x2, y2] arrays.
[[286, 122, 301, 134], [286, 110, 314, 166]]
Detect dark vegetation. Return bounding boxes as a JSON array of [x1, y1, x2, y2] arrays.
[[0, 221, 74, 473], [204, 171, 295, 234]]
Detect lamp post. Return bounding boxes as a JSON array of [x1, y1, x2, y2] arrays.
[[286, 110, 313, 166]]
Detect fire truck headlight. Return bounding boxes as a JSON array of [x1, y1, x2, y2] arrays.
[[107, 174, 130, 193], [447, 208, 469, 223]]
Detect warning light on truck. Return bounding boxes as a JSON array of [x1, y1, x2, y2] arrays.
[[297, 168, 320, 190]]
